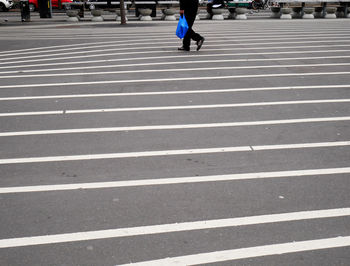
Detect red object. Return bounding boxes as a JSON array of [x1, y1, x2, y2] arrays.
[[29, 0, 73, 10]]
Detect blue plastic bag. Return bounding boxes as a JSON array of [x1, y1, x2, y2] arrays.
[[176, 15, 189, 39]]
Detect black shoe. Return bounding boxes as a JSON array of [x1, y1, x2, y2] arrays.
[[196, 37, 205, 51], [178, 46, 190, 51]]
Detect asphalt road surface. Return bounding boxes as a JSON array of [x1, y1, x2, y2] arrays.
[[0, 18, 350, 265]]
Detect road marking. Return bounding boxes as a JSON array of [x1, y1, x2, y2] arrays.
[[1, 31, 348, 47], [0, 167, 349, 193], [1, 72, 350, 89], [2, 29, 349, 47], [1, 21, 347, 36], [0, 146, 252, 164], [1, 55, 349, 75], [1, 63, 350, 79], [1, 116, 350, 137], [1, 85, 349, 101], [0, 33, 347, 57], [0, 141, 349, 165], [0, 38, 349, 62], [0, 208, 349, 248], [0, 110, 63, 117], [119, 236, 350, 265], [1, 49, 348, 71], [0, 46, 348, 67], [3, 32, 349, 42], [0, 99, 349, 117], [0, 28, 348, 54], [0, 31, 348, 57], [0, 26, 347, 39], [0, 37, 349, 59]]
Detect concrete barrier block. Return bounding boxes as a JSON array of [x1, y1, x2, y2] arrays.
[[162, 8, 176, 21], [66, 9, 79, 22], [235, 8, 247, 20], [91, 9, 103, 22], [280, 7, 292, 19], [303, 7, 315, 19], [212, 8, 225, 20], [139, 8, 152, 21], [325, 7, 337, 19]]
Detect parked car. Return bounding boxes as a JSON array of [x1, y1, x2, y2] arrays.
[[28, 0, 73, 11], [0, 0, 13, 11]]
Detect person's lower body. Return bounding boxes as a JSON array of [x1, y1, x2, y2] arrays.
[[207, 3, 213, 19], [178, 12, 205, 51], [182, 28, 204, 51]]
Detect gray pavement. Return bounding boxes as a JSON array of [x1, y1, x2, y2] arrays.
[[0, 15, 350, 266]]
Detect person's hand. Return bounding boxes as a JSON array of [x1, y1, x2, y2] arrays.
[[179, 10, 184, 15]]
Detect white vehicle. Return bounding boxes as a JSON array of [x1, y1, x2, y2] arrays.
[[0, 0, 13, 11]]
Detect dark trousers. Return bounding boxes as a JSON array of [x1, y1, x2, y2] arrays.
[[183, 10, 202, 49]]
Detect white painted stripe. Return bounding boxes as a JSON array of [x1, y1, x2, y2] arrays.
[[1, 63, 349, 79], [0, 110, 63, 117], [0, 32, 344, 56], [0, 72, 349, 89], [5, 29, 328, 43], [2, 30, 349, 54], [0, 37, 348, 59], [1, 116, 349, 137], [1, 55, 349, 75], [0, 208, 349, 248], [0, 46, 348, 67], [0, 38, 349, 62], [1, 49, 348, 71], [119, 236, 350, 265], [2, 21, 347, 33], [0, 99, 349, 117], [0, 146, 251, 164], [0, 167, 349, 194], [0, 35, 348, 58], [0, 29, 348, 55], [0, 141, 349, 165], [1, 84, 349, 101], [253, 141, 350, 150], [4, 33, 349, 42]]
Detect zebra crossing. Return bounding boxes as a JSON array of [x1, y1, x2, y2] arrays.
[[0, 19, 350, 265]]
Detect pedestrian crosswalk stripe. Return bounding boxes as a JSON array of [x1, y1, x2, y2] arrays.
[[0, 208, 349, 248], [1, 99, 349, 117], [118, 236, 350, 266], [0, 36, 349, 58], [1, 49, 347, 71], [1, 40, 349, 63], [1, 46, 349, 68], [2, 55, 349, 76], [0, 85, 349, 101], [4, 32, 349, 42], [0, 141, 349, 165], [1, 29, 348, 56], [1, 72, 349, 89], [1, 116, 350, 137], [2, 62, 350, 79], [0, 167, 349, 194], [0, 40, 349, 61]]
